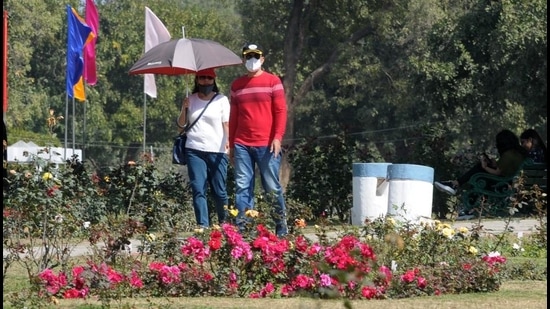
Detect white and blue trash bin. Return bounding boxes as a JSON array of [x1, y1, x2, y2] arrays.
[[386, 164, 434, 223], [351, 162, 392, 226]]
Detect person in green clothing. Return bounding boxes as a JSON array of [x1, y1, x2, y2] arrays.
[[435, 129, 528, 196]]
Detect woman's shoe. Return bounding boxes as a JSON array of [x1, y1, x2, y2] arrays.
[[457, 213, 475, 220], [435, 181, 458, 195], [457, 209, 476, 220]]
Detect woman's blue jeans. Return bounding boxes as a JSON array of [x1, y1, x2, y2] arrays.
[[186, 149, 228, 227], [233, 143, 288, 236]]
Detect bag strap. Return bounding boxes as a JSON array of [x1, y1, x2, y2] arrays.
[[181, 93, 218, 133]]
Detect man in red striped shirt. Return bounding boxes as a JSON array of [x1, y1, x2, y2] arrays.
[[229, 43, 288, 237]]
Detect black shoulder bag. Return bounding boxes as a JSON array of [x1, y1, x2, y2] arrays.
[[172, 93, 218, 165]]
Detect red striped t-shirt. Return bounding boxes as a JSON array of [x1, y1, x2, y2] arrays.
[[229, 71, 287, 147]]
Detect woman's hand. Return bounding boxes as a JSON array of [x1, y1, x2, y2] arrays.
[[481, 156, 500, 175], [480, 156, 488, 169], [177, 97, 190, 129], [228, 148, 234, 166]]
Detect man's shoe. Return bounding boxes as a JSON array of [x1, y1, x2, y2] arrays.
[[194, 226, 209, 233], [276, 222, 289, 238], [434, 181, 457, 195]]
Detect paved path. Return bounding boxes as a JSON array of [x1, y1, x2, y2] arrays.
[[451, 218, 543, 236], [305, 218, 543, 242], [4, 218, 543, 258]]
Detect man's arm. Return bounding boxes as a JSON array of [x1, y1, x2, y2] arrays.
[[271, 80, 287, 143]]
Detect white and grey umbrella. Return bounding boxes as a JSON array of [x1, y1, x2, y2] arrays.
[[129, 38, 242, 76]]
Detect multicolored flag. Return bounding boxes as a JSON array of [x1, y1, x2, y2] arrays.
[[66, 5, 94, 101], [84, 0, 99, 86], [144, 7, 171, 98]]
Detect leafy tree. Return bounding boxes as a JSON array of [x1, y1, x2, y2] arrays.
[[409, 0, 546, 151], [4, 0, 65, 137], [4, 0, 546, 220], [5, 0, 243, 168]]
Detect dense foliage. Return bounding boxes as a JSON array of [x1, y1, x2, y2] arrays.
[[4, 0, 546, 213], [4, 0, 545, 165]]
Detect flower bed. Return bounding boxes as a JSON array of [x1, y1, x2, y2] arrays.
[[36, 219, 508, 301]]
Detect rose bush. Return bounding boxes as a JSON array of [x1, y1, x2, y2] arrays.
[[35, 218, 509, 302]]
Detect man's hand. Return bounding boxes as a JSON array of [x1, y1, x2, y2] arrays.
[[270, 139, 282, 158]]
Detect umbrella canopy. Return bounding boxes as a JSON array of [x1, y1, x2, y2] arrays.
[[129, 38, 243, 75]]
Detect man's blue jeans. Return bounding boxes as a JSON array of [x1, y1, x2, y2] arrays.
[[186, 149, 229, 228], [233, 143, 288, 236]]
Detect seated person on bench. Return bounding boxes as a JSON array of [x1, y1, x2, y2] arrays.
[[435, 129, 528, 196], [520, 128, 547, 164]]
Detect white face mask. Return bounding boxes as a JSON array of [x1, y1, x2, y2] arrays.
[[245, 58, 262, 72]]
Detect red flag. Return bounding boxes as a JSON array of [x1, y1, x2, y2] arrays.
[[3, 10, 7, 115], [84, 0, 99, 86]]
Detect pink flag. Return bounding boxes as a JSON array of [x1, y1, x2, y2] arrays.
[[84, 0, 99, 86], [144, 7, 171, 98]]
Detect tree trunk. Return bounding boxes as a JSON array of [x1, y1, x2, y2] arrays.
[[279, 1, 375, 190]]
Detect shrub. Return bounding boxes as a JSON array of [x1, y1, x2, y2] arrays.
[[24, 218, 514, 305]]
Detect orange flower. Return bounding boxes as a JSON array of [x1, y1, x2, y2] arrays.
[[245, 209, 259, 218], [294, 218, 306, 228]]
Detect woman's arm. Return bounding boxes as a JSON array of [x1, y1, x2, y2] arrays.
[[481, 156, 501, 175], [222, 121, 229, 153], [176, 97, 189, 133]]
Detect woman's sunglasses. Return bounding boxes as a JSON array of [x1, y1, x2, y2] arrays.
[[198, 76, 214, 80], [244, 53, 261, 60]]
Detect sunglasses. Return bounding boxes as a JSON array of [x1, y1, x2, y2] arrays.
[[198, 76, 214, 80], [244, 53, 261, 60]]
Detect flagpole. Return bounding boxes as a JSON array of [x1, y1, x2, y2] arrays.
[[64, 94, 69, 160], [82, 96, 86, 162], [3, 10, 8, 179], [143, 93, 147, 154], [72, 97, 76, 153]]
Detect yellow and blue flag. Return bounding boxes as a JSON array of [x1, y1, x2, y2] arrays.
[[66, 5, 94, 101]]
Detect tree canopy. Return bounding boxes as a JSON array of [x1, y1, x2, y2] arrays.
[[4, 0, 546, 171]]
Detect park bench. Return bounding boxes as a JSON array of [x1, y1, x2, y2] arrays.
[[460, 158, 547, 216], [521, 161, 547, 192]]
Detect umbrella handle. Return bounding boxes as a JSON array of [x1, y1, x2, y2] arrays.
[[185, 74, 190, 97]]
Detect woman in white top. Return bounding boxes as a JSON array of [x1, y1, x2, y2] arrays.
[[177, 68, 230, 228]]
